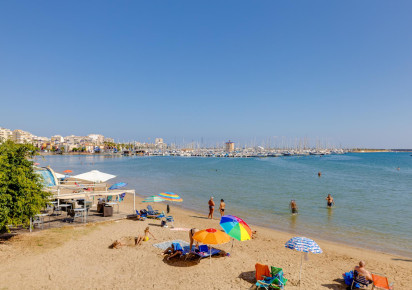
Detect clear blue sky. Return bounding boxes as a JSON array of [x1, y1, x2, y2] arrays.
[[1, 1, 411, 148]]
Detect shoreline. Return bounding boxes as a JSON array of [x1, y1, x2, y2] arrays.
[[1, 193, 410, 289], [135, 192, 412, 259]]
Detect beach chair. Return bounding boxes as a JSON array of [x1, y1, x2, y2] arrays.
[[372, 273, 394, 290], [269, 266, 287, 289], [255, 264, 287, 289], [117, 193, 126, 202], [147, 205, 159, 215], [351, 271, 371, 289], [255, 263, 271, 281]]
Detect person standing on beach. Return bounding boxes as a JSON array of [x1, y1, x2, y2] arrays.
[[219, 199, 225, 217], [189, 228, 199, 251], [289, 200, 298, 214], [325, 194, 335, 208], [208, 197, 215, 219]]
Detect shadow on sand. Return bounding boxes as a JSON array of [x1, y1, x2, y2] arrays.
[[392, 258, 412, 262], [321, 278, 347, 290], [162, 255, 200, 267], [238, 271, 255, 285]]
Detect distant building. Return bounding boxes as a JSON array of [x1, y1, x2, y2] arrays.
[[0, 127, 13, 141], [155, 137, 167, 149], [51, 135, 64, 145], [12, 129, 34, 144], [88, 134, 105, 144], [225, 140, 235, 152]]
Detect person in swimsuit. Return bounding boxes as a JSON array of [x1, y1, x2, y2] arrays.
[[325, 194, 335, 208], [289, 200, 298, 214], [354, 261, 373, 283], [219, 199, 225, 217], [136, 226, 156, 245], [189, 228, 199, 251], [208, 197, 215, 219], [318, 171, 322, 177]]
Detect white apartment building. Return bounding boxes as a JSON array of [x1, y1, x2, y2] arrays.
[[0, 127, 13, 141], [12, 129, 34, 144], [88, 134, 105, 144], [51, 135, 64, 144]]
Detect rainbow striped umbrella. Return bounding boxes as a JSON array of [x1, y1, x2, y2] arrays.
[[157, 192, 183, 202], [219, 215, 252, 241], [142, 195, 165, 203]]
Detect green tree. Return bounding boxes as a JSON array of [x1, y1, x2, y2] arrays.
[[0, 140, 51, 233]]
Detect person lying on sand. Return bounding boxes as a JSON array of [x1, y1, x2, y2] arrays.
[[163, 242, 183, 260], [136, 227, 156, 245], [109, 236, 138, 249]]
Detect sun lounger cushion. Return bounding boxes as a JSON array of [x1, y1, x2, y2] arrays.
[[255, 263, 271, 281], [372, 274, 391, 289]]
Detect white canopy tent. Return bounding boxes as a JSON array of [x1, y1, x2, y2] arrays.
[[72, 170, 116, 183]]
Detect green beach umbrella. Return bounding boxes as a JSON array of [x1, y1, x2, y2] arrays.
[[142, 195, 165, 203]]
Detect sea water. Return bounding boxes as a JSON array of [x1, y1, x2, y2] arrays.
[[37, 153, 412, 257]]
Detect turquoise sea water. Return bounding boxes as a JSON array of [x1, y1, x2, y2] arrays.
[[37, 153, 412, 257]]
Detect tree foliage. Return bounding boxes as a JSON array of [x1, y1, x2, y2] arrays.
[[0, 140, 50, 233]]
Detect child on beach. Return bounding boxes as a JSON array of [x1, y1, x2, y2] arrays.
[[136, 226, 156, 245], [219, 199, 225, 217]]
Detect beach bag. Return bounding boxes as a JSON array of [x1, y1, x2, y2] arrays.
[[343, 271, 360, 288]]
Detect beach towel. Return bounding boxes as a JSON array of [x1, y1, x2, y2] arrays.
[[153, 240, 190, 251], [255, 263, 271, 281], [170, 228, 191, 232]]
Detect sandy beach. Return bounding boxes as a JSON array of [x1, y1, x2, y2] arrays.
[[0, 195, 410, 290]]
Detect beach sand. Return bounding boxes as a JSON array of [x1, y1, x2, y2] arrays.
[[0, 195, 411, 289]]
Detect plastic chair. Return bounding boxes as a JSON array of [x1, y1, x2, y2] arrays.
[[372, 273, 394, 290]]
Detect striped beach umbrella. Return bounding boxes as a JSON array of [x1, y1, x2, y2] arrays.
[[285, 237, 322, 253], [285, 237, 322, 288], [142, 195, 165, 203], [157, 192, 183, 202], [220, 215, 252, 241]]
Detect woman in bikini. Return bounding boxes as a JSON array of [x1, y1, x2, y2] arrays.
[[189, 228, 199, 251], [219, 199, 225, 217]]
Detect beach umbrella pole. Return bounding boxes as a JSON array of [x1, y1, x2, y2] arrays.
[[299, 252, 303, 289]]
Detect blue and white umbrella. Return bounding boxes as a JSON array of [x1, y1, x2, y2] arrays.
[[109, 182, 127, 190], [285, 236, 322, 254], [285, 237, 322, 288]]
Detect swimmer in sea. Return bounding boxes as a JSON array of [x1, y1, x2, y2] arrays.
[[318, 171, 322, 177], [325, 194, 335, 208], [289, 200, 298, 214]]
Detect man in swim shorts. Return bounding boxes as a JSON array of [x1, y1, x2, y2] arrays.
[[219, 199, 225, 217], [208, 197, 215, 219], [289, 200, 298, 214], [325, 194, 335, 208]]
